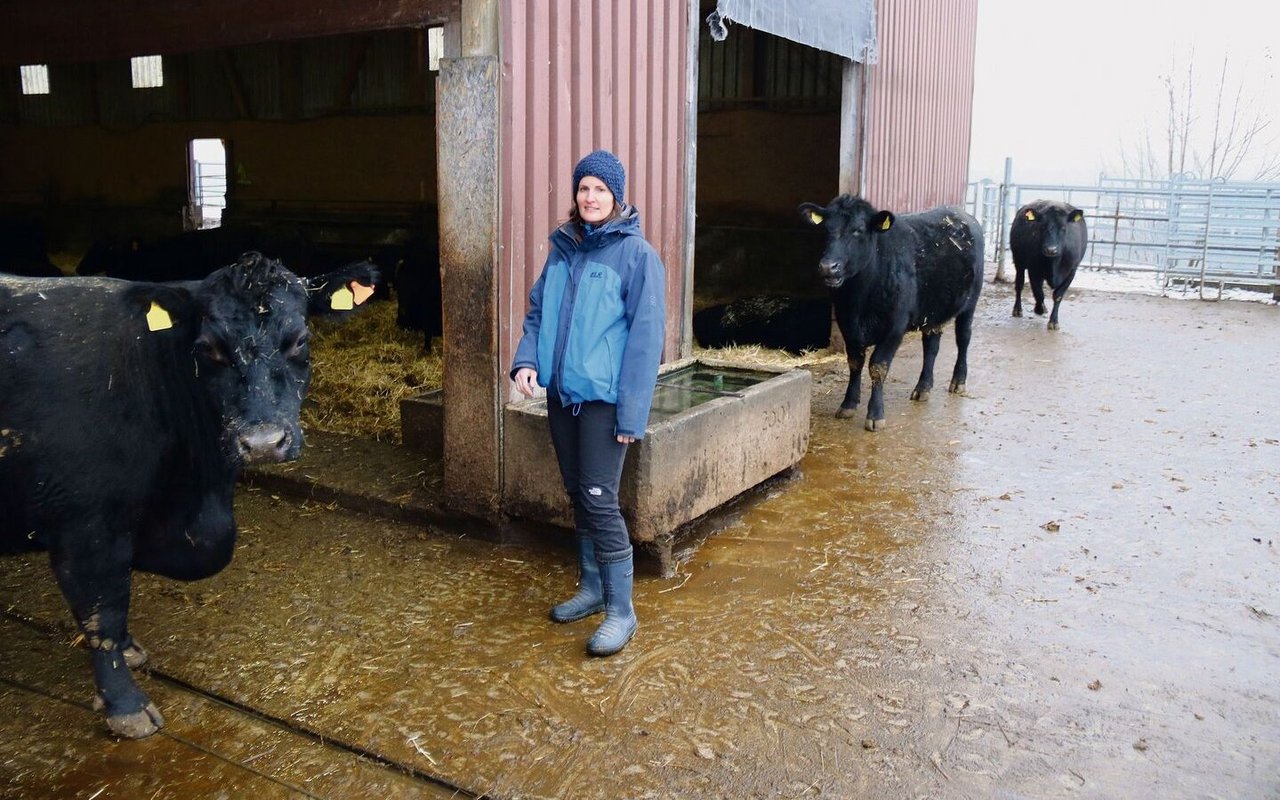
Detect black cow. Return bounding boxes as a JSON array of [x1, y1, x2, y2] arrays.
[[693, 294, 831, 354], [798, 195, 984, 431], [0, 252, 378, 738], [75, 226, 325, 283], [391, 233, 444, 348], [1010, 200, 1087, 329], [0, 218, 63, 277]]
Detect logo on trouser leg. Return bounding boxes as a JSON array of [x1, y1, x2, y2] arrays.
[[587, 486, 603, 496]]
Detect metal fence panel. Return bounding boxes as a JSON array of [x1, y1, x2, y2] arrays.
[[966, 177, 1280, 296]]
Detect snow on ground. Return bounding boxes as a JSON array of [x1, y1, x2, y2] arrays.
[[1020, 263, 1280, 305]]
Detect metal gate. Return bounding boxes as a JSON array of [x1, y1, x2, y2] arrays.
[[966, 176, 1280, 299]]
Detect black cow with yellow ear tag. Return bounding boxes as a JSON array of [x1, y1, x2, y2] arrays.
[[0, 251, 378, 739], [1010, 199, 1088, 329], [798, 194, 984, 432]]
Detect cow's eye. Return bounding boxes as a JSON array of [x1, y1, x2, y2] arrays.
[[284, 331, 310, 360], [194, 336, 231, 366]]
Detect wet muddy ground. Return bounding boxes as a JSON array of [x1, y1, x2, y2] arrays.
[[2, 279, 1278, 799]]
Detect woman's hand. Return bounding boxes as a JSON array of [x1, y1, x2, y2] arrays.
[[513, 367, 538, 398], [616, 434, 636, 444]]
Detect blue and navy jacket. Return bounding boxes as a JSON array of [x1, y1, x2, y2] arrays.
[[511, 206, 666, 440]]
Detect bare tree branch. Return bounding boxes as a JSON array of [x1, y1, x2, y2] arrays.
[[1123, 51, 1277, 182]]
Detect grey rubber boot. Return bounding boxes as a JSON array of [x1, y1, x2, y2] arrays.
[[586, 547, 637, 656], [549, 536, 606, 623]]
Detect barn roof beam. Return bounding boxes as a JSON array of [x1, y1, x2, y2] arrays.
[[0, 0, 455, 66]]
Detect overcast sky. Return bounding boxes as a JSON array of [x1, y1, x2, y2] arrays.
[[968, 0, 1280, 185]]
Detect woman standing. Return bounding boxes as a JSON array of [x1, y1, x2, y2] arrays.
[[510, 149, 666, 657]]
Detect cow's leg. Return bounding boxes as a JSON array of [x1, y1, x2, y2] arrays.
[[49, 525, 164, 739], [1013, 264, 1025, 317], [864, 337, 903, 431], [912, 326, 944, 401], [836, 347, 866, 419], [1031, 273, 1048, 316], [949, 307, 976, 394], [1047, 285, 1067, 330]]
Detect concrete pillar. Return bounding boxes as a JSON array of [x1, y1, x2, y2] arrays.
[[838, 59, 864, 196], [437, 0, 502, 518]]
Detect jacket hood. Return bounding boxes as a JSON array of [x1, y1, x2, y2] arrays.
[[552, 204, 642, 252]]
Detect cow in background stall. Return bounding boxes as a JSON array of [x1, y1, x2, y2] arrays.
[[799, 195, 984, 431], [1010, 200, 1088, 329], [0, 253, 378, 738], [693, 294, 831, 354], [0, 218, 64, 277], [391, 233, 444, 349]]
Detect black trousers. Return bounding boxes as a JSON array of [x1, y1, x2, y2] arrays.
[[545, 398, 631, 557]]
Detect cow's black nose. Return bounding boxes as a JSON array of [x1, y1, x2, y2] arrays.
[[236, 424, 291, 464], [1043, 245, 1060, 257]]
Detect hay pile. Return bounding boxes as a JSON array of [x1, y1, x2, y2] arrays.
[[301, 296, 839, 444], [302, 295, 442, 442], [691, 343, 843, 372]]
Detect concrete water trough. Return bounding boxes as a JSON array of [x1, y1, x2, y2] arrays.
[[500, 359, 811, 574]]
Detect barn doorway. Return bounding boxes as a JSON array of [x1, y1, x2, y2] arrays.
[[187, 138, 227, 230], [0, 25, 446, 444], [692, 3, 844, 354]]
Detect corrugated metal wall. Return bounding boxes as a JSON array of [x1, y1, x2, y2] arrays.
[[498, 0, 689, 370], [861, 0, 978, 212]]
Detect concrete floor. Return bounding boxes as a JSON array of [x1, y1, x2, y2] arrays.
[[2, 278, 1278, 799]]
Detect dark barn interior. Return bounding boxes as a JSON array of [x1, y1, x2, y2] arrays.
[[0, 23, 441, 295], [692, 1, 843, 351]]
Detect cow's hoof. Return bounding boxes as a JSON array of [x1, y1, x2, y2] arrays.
[[106, 703, 165, 739], [949, 381, 966, 395], [835, 407, 858, 420], [1034, 306, 1046, 316], [123, 639, 149, 669], [865, 418, 884, 432], [910, 388, 930, 401], [1047, 320, 1059, 331], [1012, 308, 1022, 318]]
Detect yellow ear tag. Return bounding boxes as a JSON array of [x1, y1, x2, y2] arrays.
[[330, 286, 355, 311], [879, 215, 892, 231], [808, 211, 824, 225], [350, 281, 374, 306], [145, 301, 173, 332], [1025, 210, 1036, 221]]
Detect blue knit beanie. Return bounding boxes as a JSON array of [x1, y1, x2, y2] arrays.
[[572, 149, 626, 205]]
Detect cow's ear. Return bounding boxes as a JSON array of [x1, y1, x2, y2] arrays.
[[871, 210, 894, 232], [305, 260, 382, 317], [121, 284, 196, 335], [1068, 209, 1084, 223], [798, 203, 825, 226], [1023, 209, 1037, 222]]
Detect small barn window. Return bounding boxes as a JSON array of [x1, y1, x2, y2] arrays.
[[188, 139, 227, 230], [20, 65, 50, 95], [131, 55, 164, 89], [427, 27, 444, 71]]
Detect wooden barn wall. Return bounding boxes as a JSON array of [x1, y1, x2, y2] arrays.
[[0, 115, 435, 248], [695, 108, 839, 224], [498, 0, 689, 376], [861, 0, 978, 212], [694, 20, 842, 224], [0, 30, 438, 250]]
